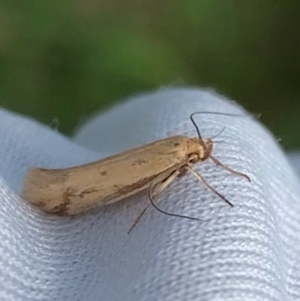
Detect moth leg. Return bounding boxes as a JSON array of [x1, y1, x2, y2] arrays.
[[185, 165, 234, 207], [127, 203, 151, 234], [210, 155, 251, 182], [127, 170, 180, 234], [151, 170, 181, 198]]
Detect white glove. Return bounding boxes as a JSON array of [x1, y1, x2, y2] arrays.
[[1, 88, 300, 301]]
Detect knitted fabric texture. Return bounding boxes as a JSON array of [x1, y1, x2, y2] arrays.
[[0, 88, 299, 301]]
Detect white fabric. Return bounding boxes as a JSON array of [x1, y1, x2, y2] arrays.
[[0, 87, 300, 301]]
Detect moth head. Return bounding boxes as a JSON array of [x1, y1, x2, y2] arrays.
[[202, 138, 213, 161], [188, 138, 213, 164]]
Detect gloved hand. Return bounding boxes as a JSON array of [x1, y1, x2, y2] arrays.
[[1, 88, 300, 301]]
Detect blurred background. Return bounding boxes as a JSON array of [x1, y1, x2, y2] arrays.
[[0, 0, 299, 149]]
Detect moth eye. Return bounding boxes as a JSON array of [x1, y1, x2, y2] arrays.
[[188, 153, 199, 163]]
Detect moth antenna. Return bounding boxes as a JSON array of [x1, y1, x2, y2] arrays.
[[148, 180, 203, 222], [128, 171, 204, 233], [211, 126, 226, 140], [191, 111, 259, 118], [190, 113, 203, 140], [190, 111, 260, 140], [148, 188, 203, 222]]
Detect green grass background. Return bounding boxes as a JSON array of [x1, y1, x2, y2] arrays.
[[1, 0, 299, 149]]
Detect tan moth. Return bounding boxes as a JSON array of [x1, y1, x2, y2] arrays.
[[21, 112, 251, 232]]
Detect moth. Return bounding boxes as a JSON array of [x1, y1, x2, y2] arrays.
[[21, 112, 251, 232]]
